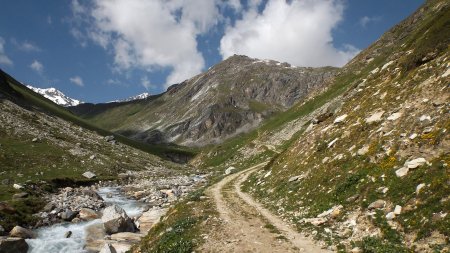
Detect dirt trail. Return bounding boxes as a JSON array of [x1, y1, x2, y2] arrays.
[[199, 162, 332, 253]]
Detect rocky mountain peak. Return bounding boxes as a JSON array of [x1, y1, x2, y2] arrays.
[[26, 85, 82, 107]]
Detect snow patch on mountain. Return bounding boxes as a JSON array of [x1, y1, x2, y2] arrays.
[[26, 85, 82, 107], [111, 92, 150, 103]]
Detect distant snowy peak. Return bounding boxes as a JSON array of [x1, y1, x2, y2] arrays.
[[112, 92, 151, 103], [26, 85, 82, 107]]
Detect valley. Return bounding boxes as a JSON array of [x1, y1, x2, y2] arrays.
[[0, 0, 449, 252]]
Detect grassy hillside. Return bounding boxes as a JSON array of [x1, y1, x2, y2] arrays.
[[241, 1, 450, 251], [0, 69, 197, 162]]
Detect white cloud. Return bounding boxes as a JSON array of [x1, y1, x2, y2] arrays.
[[30, 60, 44, 73], [70, 76, 84, 87], [0, 37, 13, 66], [220, 0, 359, 67], [11, 39, 41, 52], [359, 16, 381, 28], [72, 0, 223, 87], [140, 76, 155, 90]]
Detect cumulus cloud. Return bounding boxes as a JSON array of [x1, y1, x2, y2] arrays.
[[30, 60, 44, 73], [71, 0, 223, 87], [70, 76, 84, 87], [220, 0, 359, 67], [0, 37, 13, 66]]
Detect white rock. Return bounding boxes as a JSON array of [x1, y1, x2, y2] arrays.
[[288, 175, 302, 182], [365, 111, 384, 123], [387, 112, 402, 121], [394, 205, 402, 215], [357, 145, 370, 156], [334, 114, 348, 124], [419, 115, 431, 121], [386, 212, 395, 220], [442, 68, 450, 78], [395, 167, 409, 177], [409, 133, 417, 140], [328, 138, 338, 148], [224, 167, 236, 175], [13, 184, 23, 190], [381, 60, 394, 70], [82, 171, 96, 179], [416, 183, 426, 195], [264, 171, 272, 178], [405, 158, 427, 169], [370, 67, 379, 74]]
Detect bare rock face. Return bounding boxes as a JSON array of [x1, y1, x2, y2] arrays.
[[9, 226, 35, 239], [0, 237, 29, 253], [101, 205, 135, 234]]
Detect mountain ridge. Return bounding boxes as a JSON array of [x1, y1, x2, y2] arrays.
[[71, 55, 338, 147]]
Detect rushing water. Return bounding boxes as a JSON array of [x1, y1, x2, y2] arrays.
[[26, 187, 145, 253]]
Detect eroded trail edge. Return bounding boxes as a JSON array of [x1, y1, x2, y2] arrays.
[[203, 162, 332, 253]]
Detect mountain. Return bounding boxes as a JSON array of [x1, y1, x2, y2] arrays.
[[26, 85, 82, 107], [111, 92, 151, 103], [70, 55, 337, 146], [188, 0, 449, 251], [0, 68, 196, 234]]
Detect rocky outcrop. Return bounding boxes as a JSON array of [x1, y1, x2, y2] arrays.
[[101, 205, 136, 234]]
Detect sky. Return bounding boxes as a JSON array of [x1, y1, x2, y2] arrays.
[[0, 0, 424, 103]]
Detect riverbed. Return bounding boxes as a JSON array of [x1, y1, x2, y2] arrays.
[[26, 187, 145, 253]]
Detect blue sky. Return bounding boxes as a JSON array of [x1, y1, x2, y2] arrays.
[[0, 0, 424, 103]]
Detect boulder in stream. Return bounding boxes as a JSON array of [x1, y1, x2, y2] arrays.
[[101, 205, 136, 234], [9, 226, 35, 239], [0, 237, 28, 253], [79, 208, 100, 220]]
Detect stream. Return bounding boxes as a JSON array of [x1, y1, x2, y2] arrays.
[[26, 187, 146, 253]]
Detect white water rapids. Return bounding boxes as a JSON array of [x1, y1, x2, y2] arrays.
[[26, 187, 146, 253]]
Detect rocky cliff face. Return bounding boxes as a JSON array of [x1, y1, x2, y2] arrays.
[[72, 55, 337, 146]]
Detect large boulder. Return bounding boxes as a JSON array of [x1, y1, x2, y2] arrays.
[[60, 210, 78, 221], [9, 226, 35, 239], [0, 237, 28, 253], [79, 208, 100, 220], [101, 205, 135, 234]]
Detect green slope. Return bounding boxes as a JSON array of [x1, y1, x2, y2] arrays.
[[0, 69, 197, 162]]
